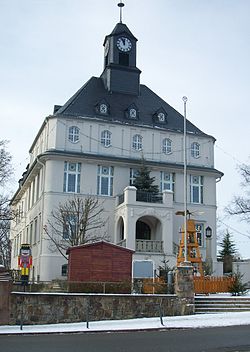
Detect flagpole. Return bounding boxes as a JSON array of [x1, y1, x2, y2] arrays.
[[182, 96, 188, 262]]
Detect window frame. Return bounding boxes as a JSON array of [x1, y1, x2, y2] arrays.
[[101, 130, 112, 148], [162, 138, 172, 154], [97, 165, 114, 196], [190, 175, 204, 204], [191, 142, 200, 158], [68, 126, 80, 144], [160, 171, 175, 194], [63, 162, 81, 193], [195, 223, 205, 247], [132, 134, 143, 151], [129, 168, 140, 186]]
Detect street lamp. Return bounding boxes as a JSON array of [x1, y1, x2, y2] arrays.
[[205, 226, 213, 274], [205, 226, 212, 238]]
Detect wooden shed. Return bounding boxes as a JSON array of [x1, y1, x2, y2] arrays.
[[66, 241, 134, 282]]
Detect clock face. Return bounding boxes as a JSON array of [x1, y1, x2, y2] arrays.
[[116, 37, 132, 52]]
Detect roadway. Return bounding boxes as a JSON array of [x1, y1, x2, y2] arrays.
[[1, 325, 250, 352]]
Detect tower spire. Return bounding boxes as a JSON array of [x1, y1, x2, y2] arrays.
[[118, 1, 124, 23]]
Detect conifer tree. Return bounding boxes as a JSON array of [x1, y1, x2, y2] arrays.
[[218, 230, 237, 274], [133, 159, 159, 195], [218, 230, 237, 259]]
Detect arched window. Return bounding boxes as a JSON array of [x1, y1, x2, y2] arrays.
[[191, 142, 200, 158], [68, 126, 80, 143], [162, 138, 172, 154], [132, 134, 142, 151], [101, 130, 112, 147]]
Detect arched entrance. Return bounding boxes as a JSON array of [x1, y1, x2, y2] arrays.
[[135, 216, 163, 253], [136, 220, 151, 240]]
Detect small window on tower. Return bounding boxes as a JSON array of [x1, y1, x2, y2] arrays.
[[119, 53, 129, 66]]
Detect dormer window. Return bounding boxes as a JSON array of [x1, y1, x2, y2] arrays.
[[126, 104, 139, 120], [129, 108, 137, 119], [158, 112, 166, 122], [154, 108, 167, 124], [100, 103, 108, 114], [95, 100, 109, 116]]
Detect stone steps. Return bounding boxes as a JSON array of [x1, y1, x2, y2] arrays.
[[195, 296, 250, 314]]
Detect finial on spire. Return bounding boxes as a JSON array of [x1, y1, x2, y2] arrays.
[[118, 1, 124, 23]]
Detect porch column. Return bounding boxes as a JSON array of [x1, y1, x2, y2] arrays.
[[124, 186, 137, 204], [124, 206, 136, 251]]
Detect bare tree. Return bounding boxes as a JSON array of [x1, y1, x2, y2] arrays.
[[44, 196, 108, 260], [0, 140, 14, 268], [0, 140, 13, 186], [0, 214, 11, 269], [226, 163, 250, 223]]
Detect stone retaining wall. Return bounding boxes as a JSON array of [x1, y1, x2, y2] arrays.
[[10, 293, 194, 325]]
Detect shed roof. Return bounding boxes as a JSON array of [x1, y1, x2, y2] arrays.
[[66, 241, 135, 255]]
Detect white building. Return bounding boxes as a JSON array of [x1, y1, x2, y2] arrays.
[[10, 18, 223, 281]]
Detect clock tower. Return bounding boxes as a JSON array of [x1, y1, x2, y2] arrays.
[[100, 20, 141, 96]]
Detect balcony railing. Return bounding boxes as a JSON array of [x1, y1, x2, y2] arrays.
[[136, 191, 163, 204], [136, 240, 163, 253]]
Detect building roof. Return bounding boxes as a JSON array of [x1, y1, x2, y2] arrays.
[[55, 76, 211, 138], [66, 240, 135, 255]]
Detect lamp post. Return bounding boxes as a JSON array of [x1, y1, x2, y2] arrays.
[[182, 96, 188, 262], [205, 226, 213, 274]]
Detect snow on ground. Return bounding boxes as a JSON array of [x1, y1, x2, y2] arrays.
[[1, 311, 250, 335]]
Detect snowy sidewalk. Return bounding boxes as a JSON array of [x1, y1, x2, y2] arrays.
[[1, 311, 250, 335]]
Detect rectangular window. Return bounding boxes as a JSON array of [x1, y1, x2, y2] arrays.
[[160, 172, 175, 194], [34, 217, 38, 244], [190, 175, 203, 204], [26, 226, 29, 244], [129, 168, 139, 186], [29, 222, 33, 245], [38, 213, 42, 242], [32, 180, 35, 206], [36, 172, 40, 202], [63, 162, 81, 193], [97, 165, 114, 196], [196, 223, 204, 247], [62, 214, 77, 240]]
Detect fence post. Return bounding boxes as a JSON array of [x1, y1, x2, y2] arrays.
[[159, 299, 164, 326], [86, 296, 90, 329]]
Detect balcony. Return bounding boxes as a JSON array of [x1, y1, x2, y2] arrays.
[[118, 190, 163, 206], [136, 240, 163, 253], [136, 191, 163, 204], [117, 239, 164, 253]]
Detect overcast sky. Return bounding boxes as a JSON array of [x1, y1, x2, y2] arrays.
[[1, 0, 249, 257]]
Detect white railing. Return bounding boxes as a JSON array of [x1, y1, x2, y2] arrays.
[[136, 240, 163, 253]]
